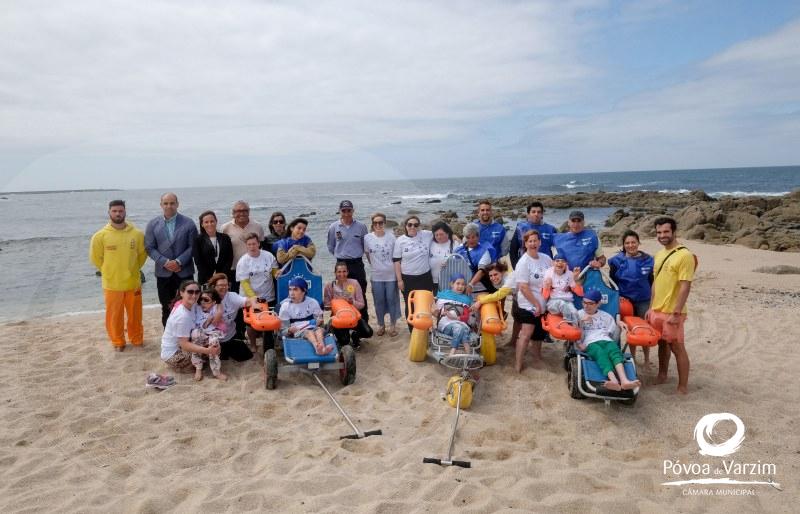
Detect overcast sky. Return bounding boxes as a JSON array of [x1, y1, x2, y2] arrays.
[[2, 0, 799, 191]]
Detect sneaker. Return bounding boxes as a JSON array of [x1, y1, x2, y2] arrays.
[[146, 373, 176, 389]]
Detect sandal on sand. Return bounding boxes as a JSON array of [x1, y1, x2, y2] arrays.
[[388, 327, 398, 337], [376, 326, 385, 336], [146, 373, 175, 389]]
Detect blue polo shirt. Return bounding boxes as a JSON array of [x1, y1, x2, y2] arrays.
[[553, 229, 601, 270], [478, 221, 506, 258], [608, 251, 654, 302], [511, 221, 557, 261]]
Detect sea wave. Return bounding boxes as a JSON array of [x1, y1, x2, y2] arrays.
[[709, 191, 789, 198], [657, 189, 691, 194], [399, 193, 453, 200], [561, 181, 596, 189], [48, 303, 160, 320]]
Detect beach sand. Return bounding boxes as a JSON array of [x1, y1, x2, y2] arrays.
[[1, 240, 797, 513]]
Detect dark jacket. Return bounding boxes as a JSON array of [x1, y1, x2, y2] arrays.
[[193, 231, 234, 285]]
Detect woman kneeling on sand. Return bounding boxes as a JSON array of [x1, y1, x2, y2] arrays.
[[161, 280, 223, 375]]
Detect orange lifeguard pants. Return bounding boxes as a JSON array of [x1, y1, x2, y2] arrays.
[[104, 288, 143, 348]]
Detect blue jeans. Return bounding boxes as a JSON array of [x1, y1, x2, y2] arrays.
[[371, 280, 401, 327], [442, 322, 471, 349]]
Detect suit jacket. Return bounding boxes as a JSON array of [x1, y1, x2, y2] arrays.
[[145, 212, 198, 278], [193, 231, 233, 285]]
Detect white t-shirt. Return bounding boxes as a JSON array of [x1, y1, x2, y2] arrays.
[[236, 250, 277, 301], [364, 232, 397, 282], [219, 292, 247, 341], [393, 230, 434, 276], [435, 297, 472, 331], [279, 297, 323, 331], [429, 239, 458, 285], [161, 303, 198, 360], [578, 309, 618, 346], [545, 267, 576, 301], [514, 252, 553, 313]]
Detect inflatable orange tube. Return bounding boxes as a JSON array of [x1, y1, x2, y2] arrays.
[[623, 317, 660, 346], [330, 298, 361, 329], [406, 290, 434, 331], [619, 297, 634, 318], [244, 303, 281, 332], [479, 301, 505, 335], [541, 313, 581, 341]]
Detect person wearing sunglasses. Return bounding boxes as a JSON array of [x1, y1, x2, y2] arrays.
[[326, 200, 371, 327], [263, 211, 287, 257], [364, 212, 401, 337], [161, 280, 222, 374], [393, 215, 434, 332]]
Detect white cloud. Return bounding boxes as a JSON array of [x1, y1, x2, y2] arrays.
[[0, 0, 591, 157], [524, 18, 800, 172]]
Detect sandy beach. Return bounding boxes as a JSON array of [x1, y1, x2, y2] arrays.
[[1, 239, 797, 513]]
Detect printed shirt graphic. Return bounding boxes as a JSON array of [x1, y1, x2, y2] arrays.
[[554, 230, 600, 270], [393, 231, 433, 275], [236, 250, 277, 301], [544, 267, 576, 301], [513, 252, 553, 312], [577, 308, 617, 346], [364, 232, 397, 282]]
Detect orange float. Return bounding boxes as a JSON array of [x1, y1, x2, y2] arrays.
[[330, 298, 361, 329], [407, 290, 434, 331], [244, 302, 281, 331], [541, 313, 581, 341], [479, 301, 505, 335], [618, 297, 660, 346]]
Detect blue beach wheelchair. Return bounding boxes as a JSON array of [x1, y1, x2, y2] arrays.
[[259, 257, 380, 439], [559, 268, 640, 405]]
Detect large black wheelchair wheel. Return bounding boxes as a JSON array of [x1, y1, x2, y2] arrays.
[[265, 348, 278, 390], [567, 357, 585, 400], [339, 344, 356, 386]]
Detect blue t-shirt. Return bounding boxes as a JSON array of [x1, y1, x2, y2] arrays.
[[478, 221, 506, 258], [608, 251, 654, 303], [553, 229, 600, 270], [274, 235, 313, 255], [455, 242, 496, 273], [512, 221, 557, 260]]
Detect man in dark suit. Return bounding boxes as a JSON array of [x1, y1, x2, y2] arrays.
[[145, 192, 199, 326]]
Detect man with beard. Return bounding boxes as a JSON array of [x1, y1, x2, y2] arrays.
[[648, 217, 695, 395], [476, 200, 507, 260], [90, 200, 147, 351]]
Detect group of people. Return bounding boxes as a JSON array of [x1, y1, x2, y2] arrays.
[[90, 195, 694, 393]]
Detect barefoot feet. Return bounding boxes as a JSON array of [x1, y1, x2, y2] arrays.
[[194, 368, 204, 381]]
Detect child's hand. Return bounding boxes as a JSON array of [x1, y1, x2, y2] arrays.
[[544, 278, 552, 289]]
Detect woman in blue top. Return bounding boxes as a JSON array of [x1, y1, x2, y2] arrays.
[[274, 218, 316, 266], [608, 230, 654, 366]]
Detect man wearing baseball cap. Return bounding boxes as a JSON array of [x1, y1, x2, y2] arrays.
[[553, 210, 605, 273], [327, 200, 371, 325]]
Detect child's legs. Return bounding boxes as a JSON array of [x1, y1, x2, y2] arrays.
[[585, 341, 616, 377], [190, 352, 205, 369], [443, 323, 470, 348]]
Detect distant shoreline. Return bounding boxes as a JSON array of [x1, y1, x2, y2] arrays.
[[0, 188, 121, 196]]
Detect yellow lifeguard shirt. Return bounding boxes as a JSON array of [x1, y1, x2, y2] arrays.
[[652, 246, 695, 313]]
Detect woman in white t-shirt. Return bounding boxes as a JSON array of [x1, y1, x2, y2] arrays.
[[429, 221, 460, 294], [161, 280, 221, 373], [512, 229, 553, 373], [364, 212, 401, 337], [393, 215, 435, 332], [236, 232, 279, 353]]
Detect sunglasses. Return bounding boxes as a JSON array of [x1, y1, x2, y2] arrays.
[[340, 208, 353, 213], [373, 220, 385, 225], [273, 219, 285, 224], [185, 289, 201, 295], [406, 223, 420, 228], [233, 209, 250, 213], [200, 297, 212, 303]]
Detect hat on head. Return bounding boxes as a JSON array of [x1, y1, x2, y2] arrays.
[[583, 289, 602, 303], [288, 277, 308, 291], [339, 200, 354, 211], [450, 273, 465, 283], [569, 210, 585, 221], [552, 249, 566, 261]]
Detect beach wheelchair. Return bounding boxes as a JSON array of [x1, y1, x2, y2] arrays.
[[541, 267, 644, 405], [406, 255, 506, 408], [245, 257, 379, 439]]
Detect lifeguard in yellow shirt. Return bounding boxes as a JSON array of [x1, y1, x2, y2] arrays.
[[90, 200, 147, 351]]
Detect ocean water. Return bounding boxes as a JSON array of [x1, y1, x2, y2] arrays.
[[1, 166, 798, 323]]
